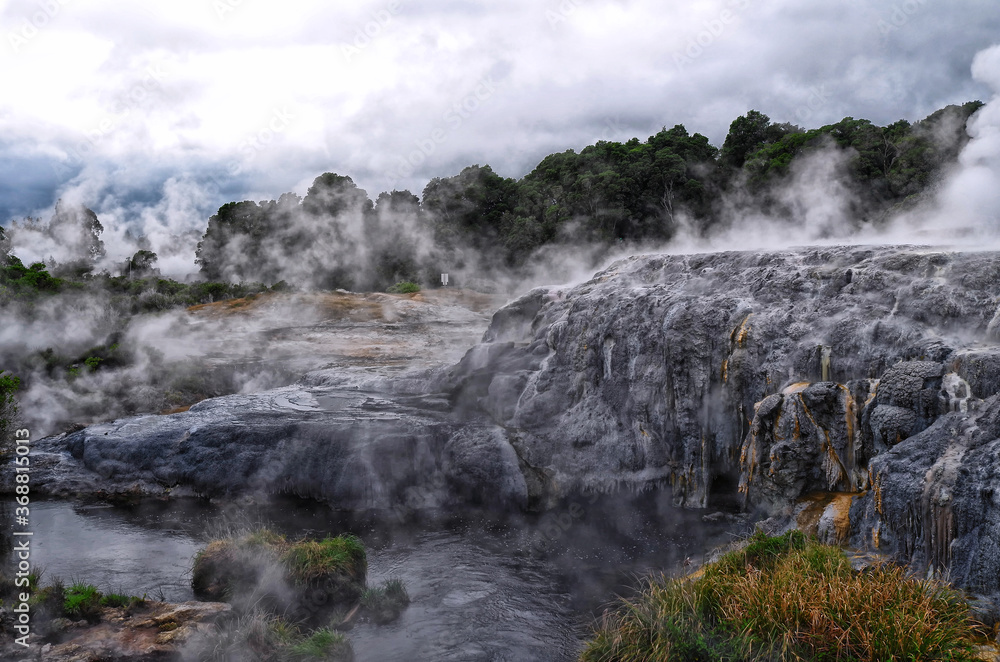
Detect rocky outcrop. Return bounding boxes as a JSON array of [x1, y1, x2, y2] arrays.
[[0, 601, 230, 662], [437, 246, 1000, 597], [21, 388, 529, 513], [852, 395, 1000, 594], [11, 246, 1000, 598]]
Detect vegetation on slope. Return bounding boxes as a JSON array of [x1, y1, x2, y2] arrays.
[[0, 370, 18, 453], [581, 531, 988, 662], [189, 102, 983, 287]]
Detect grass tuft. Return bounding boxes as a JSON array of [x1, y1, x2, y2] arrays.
[[192, 528, 367, 622], [63, 583, 102, 620], [282, 534, 367, 584], [190, 608, 354, 662], [582, 531, 988, 662], [287, 628, 353, 660], [99, 592, 146, 609], [360, 578, 410, 624]]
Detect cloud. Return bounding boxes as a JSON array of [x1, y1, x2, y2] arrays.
[[1, 0, 997, 264]]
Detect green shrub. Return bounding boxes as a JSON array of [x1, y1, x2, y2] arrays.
[[386, 281, 420, 294], [0, 255, 64, 299], [63, 583, 102, 620]]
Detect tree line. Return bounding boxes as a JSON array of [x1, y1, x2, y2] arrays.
[[194, 101, 983, 289], [0, 101, 984, 300]]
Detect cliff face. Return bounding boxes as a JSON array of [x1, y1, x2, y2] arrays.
[[18, 246, 1000, 596], [439, 246, 1000, 595], [446, 247, 999, 498]]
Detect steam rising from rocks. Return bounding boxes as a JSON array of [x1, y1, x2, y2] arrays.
[[3, 44, 1000, 441], [934, 44, 1000, 233]]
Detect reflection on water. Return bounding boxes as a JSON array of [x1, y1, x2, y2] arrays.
[[28, 501, 202, 601], [5, 494, 745, 661]]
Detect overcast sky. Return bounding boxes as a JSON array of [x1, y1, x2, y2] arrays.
[[1, 0, 998, 232]]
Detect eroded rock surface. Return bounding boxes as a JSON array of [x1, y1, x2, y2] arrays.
[[0, 601, 230, 662], [11, 246, 1000, 598]]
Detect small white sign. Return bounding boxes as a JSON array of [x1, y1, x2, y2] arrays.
[[441, 273, 449, 286]]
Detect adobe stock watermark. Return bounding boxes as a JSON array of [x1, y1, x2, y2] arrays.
[[213, 0, 250, 21], [791, 85, 832, 125], [7, 0, 73, 53], [341, 1, 403, 62], [11, 428, 34, 649], [673, 0, 754, 72], [877, 0, 928, 35], [597, 115, 627, 142], [382, 75, 501, 189], [546, 0, 586, 28], [227, 106, 296, 176], [55, 63, 169, 178]]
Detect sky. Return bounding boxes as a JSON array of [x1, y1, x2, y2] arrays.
[[1, 0, 999, 256]]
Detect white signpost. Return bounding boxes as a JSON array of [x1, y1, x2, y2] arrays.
[[441, 273, 449, 287]]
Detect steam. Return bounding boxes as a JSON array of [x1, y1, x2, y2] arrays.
[[0, 292, 340, 437], [3, 45, 1000, 442], [932, 44, 1000, 233], [7, 175, 209, 280], [667, 142, 864, 255]]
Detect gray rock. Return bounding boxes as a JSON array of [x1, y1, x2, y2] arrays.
[[9, 245, 1000, 599], [853, 398, 1000, 598]]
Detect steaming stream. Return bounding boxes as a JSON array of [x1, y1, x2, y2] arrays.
[[19, 495, 745, 661]]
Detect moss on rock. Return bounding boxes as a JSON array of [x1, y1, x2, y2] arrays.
[[192, 529, 367, 623]]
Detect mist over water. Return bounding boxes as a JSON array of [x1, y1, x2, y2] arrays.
[[13, 494, 744, 661]]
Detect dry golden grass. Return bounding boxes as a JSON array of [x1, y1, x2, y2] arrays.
[[185, 287, 502, 320], [582, 531, 988, 662]]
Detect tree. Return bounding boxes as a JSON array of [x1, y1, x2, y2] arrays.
[[302, 173, 373, 219], [368, 190, 425, 289], [0, 371, 20, 453], [720, 110, 772, 169], [126, 250, 159, 278], [50, 199, 106, 261], [422, 165, 519, 249], [195, 200, 270, 281]]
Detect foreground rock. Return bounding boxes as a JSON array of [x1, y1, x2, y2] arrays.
[[192, 530, 367, 624], [0, 601, 230, 662], [18, 385, 529, 513], [10, 245, 1000, 601]]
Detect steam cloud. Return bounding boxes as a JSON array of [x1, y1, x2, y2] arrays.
[[933, 44, 1000, 233], [3, 44, 1000, 440]]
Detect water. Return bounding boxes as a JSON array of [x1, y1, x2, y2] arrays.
[[28, 501, 201, 601], [8, 494, 745, 661]]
